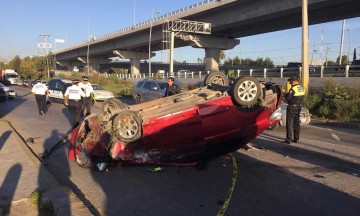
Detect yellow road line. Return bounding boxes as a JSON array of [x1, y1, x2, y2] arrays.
[[217, 153, 238, 216]]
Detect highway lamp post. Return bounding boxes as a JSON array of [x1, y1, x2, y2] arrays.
[[347, 27, 350, 63], [148, 7, 160, 78]]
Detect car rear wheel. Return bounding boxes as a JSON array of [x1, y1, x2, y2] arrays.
[[101, 98, 127, 121], [267, 123, 279, 130], [231, 76, 261, 106], [112, 110, 142, 143], [204, 71, 229, 86]]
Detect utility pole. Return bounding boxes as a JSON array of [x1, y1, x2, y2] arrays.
[[310, 40, 316, 65], [339, 19, 345, 65], [325, 45, 330, 66], [39, 34, 51, 79], [87, 16, 91, 75], [320, 26, 325, 65], [301, 0, 309, 91], [347, 26, 351, 63]]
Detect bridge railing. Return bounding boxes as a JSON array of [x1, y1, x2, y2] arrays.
[[99, 65, 360, 80]]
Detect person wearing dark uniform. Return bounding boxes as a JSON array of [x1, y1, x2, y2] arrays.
[[64, 79, 85, 128], [31, 79, 49, 116], [78, 76, 94, 117], [283, 76, 305, 144], [164, 77, 180, 97]]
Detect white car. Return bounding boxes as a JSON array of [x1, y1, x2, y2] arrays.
[[0, 83, 17, 99], [92, 84, 114, 101], [267, 102, 311, 130]]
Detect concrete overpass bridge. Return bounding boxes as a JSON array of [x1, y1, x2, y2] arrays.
[[54, 0, 360, 74]]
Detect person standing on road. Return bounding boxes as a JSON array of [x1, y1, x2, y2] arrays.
[[164, 77, 180, 97], [78, 76, 94, 117], [282, 76, 305, 144], [64, 79, 85, 128], [31, 79, 49, 116]]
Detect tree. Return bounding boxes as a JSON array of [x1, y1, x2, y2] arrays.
[[19, 59, 38, 79], [336, 55, 348, 65], [8, 55, 21, 71], [353, 48, 357, 64]]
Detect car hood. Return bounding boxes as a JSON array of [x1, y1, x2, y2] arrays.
[[2, 86, 14, 92], [94, 90, 113, 95]]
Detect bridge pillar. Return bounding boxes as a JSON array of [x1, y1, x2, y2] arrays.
[[180, 34, 239, 72], [205, 48, 221, 72], [113, 50, 155, 75]]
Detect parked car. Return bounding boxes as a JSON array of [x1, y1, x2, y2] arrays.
[[267, 102, 311, 130], [0, 83, 16, 99], [68, 72, 283, 170], [0, 88, 6, 102], [133, 79, 168, 103], [91, 84, 114, 101], [46, 78, 72, 102], [22, 80, 31, 87]]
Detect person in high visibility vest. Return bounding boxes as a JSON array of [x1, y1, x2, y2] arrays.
[[282, 76, 305, 144]]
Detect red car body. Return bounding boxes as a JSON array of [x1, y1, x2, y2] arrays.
[[69, 75, 282, 168]]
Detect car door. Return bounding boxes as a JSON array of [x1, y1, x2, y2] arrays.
[[142, 81, 152, 101], [148, 82, 162, 101]]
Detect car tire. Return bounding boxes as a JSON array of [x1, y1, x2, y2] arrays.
[[267, 123, 279, 130], [101, 98, 127, 121], [135, 94, 142, 104], [112, 110, 142, 143], [8, 96, 14, 100], [230, 76, 261, 106], [204, 71, 229, 87]]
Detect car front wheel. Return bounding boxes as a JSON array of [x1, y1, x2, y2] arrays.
[[112, 110, 142, 143]]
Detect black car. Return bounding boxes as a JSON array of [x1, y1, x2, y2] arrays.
[[47, 78, 73, 103], [0, 88, 6, 102]]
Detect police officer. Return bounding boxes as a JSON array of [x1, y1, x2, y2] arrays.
[[164, 77, 180, 97], [31, 79, 49, 116], [64, 79, 85, 128], [78, 76, 94, 117], [283, 76, 305, 144]]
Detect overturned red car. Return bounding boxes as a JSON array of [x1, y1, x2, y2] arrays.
[[69, 72, 283, 169]]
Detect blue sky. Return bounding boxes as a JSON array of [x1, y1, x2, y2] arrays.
[[1, 0, 359, 65]]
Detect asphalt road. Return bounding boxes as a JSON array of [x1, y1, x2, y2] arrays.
[[1, 85, 360, 216]]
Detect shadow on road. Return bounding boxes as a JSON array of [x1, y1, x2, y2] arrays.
[[0, 164, 22, 214]]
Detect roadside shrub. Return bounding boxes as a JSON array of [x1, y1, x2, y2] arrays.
[[304, 82, 360, 121]]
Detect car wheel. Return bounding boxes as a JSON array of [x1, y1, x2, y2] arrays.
[[204, 71, 229, 86], [230, 76, 261, 106], [267, 123, 279, 130], [101, 98, 127, 121], [8, 96, 14, 100], [112, 110, 142, 143], [135, 95, 142, 104]]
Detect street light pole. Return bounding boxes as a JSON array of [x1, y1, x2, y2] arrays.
[[347, 27, 351, 63], [87, 16, 91, 75], [148, 7, 159, 78]]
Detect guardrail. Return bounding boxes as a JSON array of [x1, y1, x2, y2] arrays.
[[100, 65, 360, 80]]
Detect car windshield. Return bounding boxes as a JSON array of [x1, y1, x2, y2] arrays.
[[92, 85, 104, 90], [0, 83, 4, 87], [158, 82, 167, 89]]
